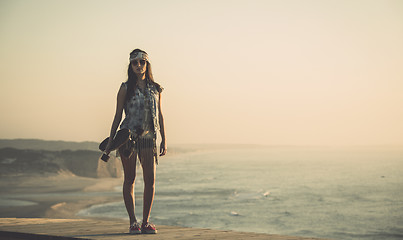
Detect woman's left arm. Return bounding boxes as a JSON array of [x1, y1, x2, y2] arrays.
[[158, 92, 167, 156]]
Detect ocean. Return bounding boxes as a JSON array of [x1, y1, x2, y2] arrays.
[[78, 146, 403, 240]]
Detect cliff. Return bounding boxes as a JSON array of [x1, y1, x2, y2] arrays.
[[0, 148, 122, 178]]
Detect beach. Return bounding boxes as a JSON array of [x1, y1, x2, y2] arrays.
[[0, 171, 122, 219], [1, 142, 402, 239], [0, 142, 124, 220], [0, 161, 330, 240], [0, 144, 234, 220]]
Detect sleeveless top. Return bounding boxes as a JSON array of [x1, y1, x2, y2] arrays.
[[120, 81, 162, 138]]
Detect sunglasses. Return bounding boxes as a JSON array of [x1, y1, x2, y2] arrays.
[[131, 60, 147, 66]]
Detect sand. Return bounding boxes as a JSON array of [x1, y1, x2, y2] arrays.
[[0, 172, 122, 219]]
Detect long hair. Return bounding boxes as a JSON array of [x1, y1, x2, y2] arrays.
[[126, 49, 162, 103]]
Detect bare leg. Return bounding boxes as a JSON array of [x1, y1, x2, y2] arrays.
[[120, 149, 137, 225], [139, 148, 155, 223]]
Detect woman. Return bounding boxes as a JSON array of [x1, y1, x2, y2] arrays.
[[104, 49, 166, 234]]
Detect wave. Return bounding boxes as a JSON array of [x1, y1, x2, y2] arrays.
[[0, 198, 37, 207]]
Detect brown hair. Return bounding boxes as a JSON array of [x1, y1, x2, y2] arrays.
[[126, 49, 162, 103]]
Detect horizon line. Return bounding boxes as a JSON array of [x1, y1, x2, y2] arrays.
[[1, 138, 403, 148]]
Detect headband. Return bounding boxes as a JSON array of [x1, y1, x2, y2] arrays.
[[129, 52, 149, 62]]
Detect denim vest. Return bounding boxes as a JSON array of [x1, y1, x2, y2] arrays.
[[120, 81, 161, 138]]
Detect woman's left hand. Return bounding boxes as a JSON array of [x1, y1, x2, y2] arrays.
[[159, 140, 167, 156]]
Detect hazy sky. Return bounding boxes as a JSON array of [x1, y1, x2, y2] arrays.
[[1, 0, 402, 145]]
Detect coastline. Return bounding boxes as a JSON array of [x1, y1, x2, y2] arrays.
[[0, 144, 227, 221], [0, 171, 122, 220], [1, 153, 329, 240], [3, 145, 400, 239]]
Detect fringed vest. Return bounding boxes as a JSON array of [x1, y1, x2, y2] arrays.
[[120, 81, 161, 138]]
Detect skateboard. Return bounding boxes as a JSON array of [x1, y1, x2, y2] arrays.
[[99, 129, 131, 162]]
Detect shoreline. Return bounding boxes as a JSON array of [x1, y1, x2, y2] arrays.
[[0, 146, 206, 222], [3, 146, 398, 239], [0, 172, 122, 220]]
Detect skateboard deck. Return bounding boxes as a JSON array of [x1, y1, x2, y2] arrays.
[[99, 129, 131, 162]]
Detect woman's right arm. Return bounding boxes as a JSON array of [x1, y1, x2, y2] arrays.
[[105, 83, 127, 154]]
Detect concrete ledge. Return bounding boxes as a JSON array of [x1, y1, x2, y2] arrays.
[[0, 230, 87, 240], [0, 218, 331, 240]]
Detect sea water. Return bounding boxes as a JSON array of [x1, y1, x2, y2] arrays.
[[78, 146, 403, 240]]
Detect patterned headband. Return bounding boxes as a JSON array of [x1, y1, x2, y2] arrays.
[[129, 52, 149, 62]]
